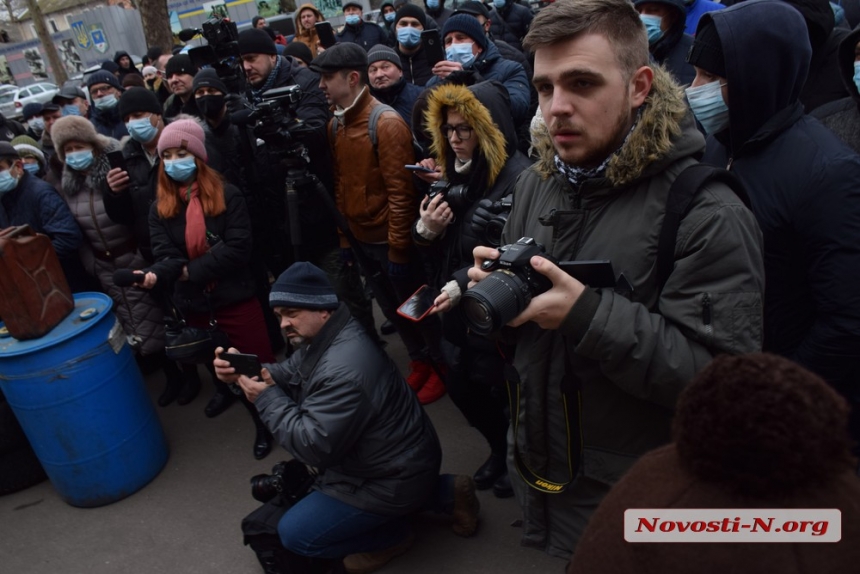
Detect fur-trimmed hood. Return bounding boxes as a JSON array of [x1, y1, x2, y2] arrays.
[[530, 65, 699, 187], [424, 81, 515, 188]]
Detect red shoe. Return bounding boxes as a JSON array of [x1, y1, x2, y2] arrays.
[[406, 359, 432, 391], [416, 368, 446, 405]]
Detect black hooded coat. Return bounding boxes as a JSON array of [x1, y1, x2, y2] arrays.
[[811, 25, 860, 153], [701, 0, 860, 411], [636, 0, 696, 86]]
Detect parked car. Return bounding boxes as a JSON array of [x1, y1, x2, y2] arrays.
[[0, 82, 59, 120]]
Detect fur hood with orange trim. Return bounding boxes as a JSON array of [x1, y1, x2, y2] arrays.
[[423, 81, 519, 190]]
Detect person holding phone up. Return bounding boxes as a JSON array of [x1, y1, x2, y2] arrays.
[[412, 81, 532, 497], [426, 14, 530, 125]]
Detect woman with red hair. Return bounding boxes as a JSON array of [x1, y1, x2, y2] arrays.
[[142, 119, 275, 459]]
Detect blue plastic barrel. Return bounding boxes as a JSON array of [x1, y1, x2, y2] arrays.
[[0, 292, 168, 507]]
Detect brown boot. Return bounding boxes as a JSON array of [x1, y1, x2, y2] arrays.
[[342, 532, 414, 574], [452, 475, 480, 537]]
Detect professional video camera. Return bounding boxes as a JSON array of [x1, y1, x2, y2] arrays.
[[243, 85, 314, 154], [179, 16, 245, 94]]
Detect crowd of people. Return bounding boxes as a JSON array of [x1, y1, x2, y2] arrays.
[[2, 0, 860, 572]]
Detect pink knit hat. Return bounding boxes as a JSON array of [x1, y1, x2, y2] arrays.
[[157, 119, 208, 161]]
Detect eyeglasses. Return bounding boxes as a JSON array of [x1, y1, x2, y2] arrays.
[[90, 85, 115, 97], [442, 124, 473, 140]]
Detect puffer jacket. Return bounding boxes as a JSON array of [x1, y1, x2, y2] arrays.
[[147, 183, 256, 316], [0, 172, 81, 258], [701, 1, 860, 413], [811, 25, 860, 153], [426, 41, 530, 124], [257, 303, 442, 516], [328, 87, 417, 264], [61, 142, 165, 356], [293, 3, 324, 58], [502, 66, 764, 558], [336, 20, 387, 51], [397, 45, 434, 86]]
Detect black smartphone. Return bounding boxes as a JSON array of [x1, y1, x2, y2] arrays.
[[224, 352, 263, 378], [405, 164, 435, 173], [421, 29, 445, 67], [315, 21, 337, 49], [106, 150, 126, 172], [397, 284, 437, 322], [558, 260, 616, 288]]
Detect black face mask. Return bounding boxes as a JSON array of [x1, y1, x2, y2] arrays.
[[146, 78, 157, 89], [196, 94, 226, 120]]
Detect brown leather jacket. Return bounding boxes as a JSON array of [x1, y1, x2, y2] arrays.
[[328, 87, 416, 264]]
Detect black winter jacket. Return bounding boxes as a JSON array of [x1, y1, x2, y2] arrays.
[[90, 105, 128, 140], [811, 26, 860, 153], [148, 184, 256, 315], [0, 172, 81, 258], [103, 138, 159, 262], [702, 1, 860, 397], [370, 78, 424, 126], [491, 0, 532, 53], [398, 45, 434, 87], [637, 0, 695, 86], [258, 303, 441, 517], [336, 21, 387, 51]]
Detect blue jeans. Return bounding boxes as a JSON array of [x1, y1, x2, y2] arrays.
[[278, 476, 457, 559], [278, 491, 411, 559]]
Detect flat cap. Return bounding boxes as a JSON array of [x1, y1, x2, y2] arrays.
[[52, 85, 87, 104], [310, 42, 368, 73]]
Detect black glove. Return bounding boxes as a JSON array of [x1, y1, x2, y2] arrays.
[[224, 93, 248, 115], [471, 198, 496, 236]]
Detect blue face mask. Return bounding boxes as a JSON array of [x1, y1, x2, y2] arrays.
[[23, 162, 40, 175], [685, 80, 730, 135], [640, 14, 663, 44], [853, 61, 860, 95], [28, 117, 45, 134], [493, 0, 506, 9], [446, 42, 475, 68], [65, 149, 95, 171], [427, 0, 440, 8], [397, 27, 422, 48], [345, 14, 361, 26], [164, 156, 198, 183], [0, 168, 18, 193], [126, 116, 158, 144], [94, 94, 118, 111], [62, 104, 81, 117], [384, 12, 395, 22]]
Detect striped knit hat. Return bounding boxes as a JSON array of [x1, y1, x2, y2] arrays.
[[269, 262, 339, 310], [10, 135, 45, 168]]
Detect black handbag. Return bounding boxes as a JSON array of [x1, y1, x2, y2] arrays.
[[164, 293, 230, 364]]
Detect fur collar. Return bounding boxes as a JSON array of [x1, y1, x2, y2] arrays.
[[531, 65, 690, 187], [424, 83, 508, 186]]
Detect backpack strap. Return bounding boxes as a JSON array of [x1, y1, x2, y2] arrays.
[[655, 164, 750, 295], [368, 103, 397, 154]]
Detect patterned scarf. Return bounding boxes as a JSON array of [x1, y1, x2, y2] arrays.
[[554, 110, 641, 190], [250, 57, 284, 104], [184, 183, 208, 261]]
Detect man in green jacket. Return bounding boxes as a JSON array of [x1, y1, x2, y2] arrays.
[[467, 0, 765, 559]]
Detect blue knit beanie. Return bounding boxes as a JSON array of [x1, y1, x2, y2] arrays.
[[269, 262, 339, 310], [441, 14, 488, 51]]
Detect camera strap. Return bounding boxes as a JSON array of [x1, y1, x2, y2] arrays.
[[505, 355, 583, 494]]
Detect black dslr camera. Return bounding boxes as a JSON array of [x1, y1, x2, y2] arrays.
[[250, 459, 314, 505], [423, 180, 475, 211], [482, 194, 512, 247], [461, 237, 554, 335]]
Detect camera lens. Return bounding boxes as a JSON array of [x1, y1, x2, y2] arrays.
[[445, 185, 472, 208], [461, 270, 531, 335], [249, 473, 283, 503], [484, 213, 508, 247]]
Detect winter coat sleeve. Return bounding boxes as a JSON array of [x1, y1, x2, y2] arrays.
[[493, 60, 530, 125], [558, 186, 765, 410], [255, 370, 375, 468], [376, 111, 417, 264], [789, 156, 860, 389], [186, 186, 253, 284], [147, 203, 185, 284], [37, 183, 81, 258]]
